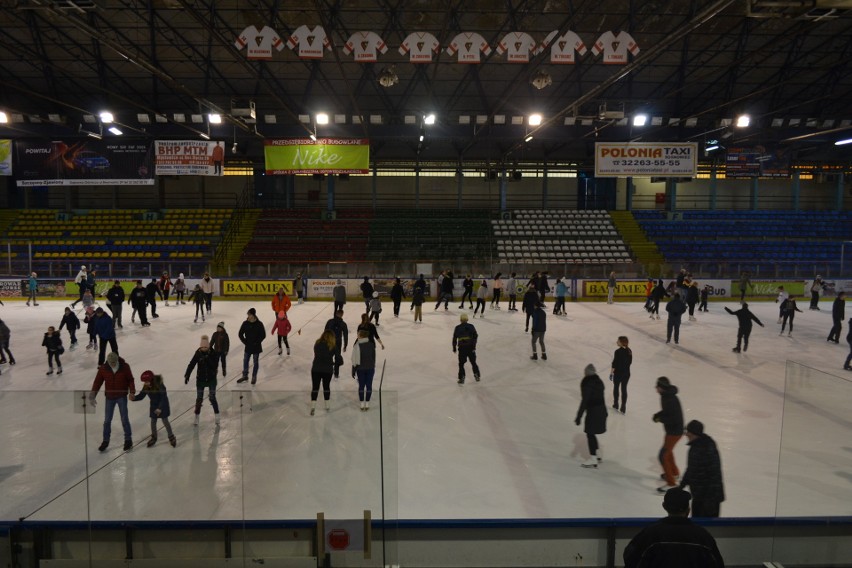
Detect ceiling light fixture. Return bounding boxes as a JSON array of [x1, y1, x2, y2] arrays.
[[525, 135, 534, 142], [99, 111, 114, 124], [419, 134, 424, 142], [108, 126, 123, 135], [199, 132, 210, 140], [528, 114, 542, 126], [633, 114, 647, 127], [208, 113, 222, 124], [835, 138, 852, 146], [736, 115, 750, 127], [0, 111, 7, 124], [424, 113, 436, 125], [316, 113, 329, 125], [310, 134, 317, 141], [705, 145, 719, 152]]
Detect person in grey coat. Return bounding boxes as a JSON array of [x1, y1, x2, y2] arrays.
[[333, 280, 347, 314], [576, 364, 607, 468]]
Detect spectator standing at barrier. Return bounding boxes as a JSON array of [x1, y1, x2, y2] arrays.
[[390, 278, 404, 318], [452, 313, 480, 385], [94, 307, 119, 366], [611, 336, 632, 414], [623, 488, 725, 568], [188, 284, 206, 323], [738, 270, 752, 302], [607, 271, 617, 304], [725, 303, 764, 353], [0, 318, 14, 366], [158, 272, 173, 306], [410, 286, 424, 323], [491, 273, 504, 309], [324, 310, 349, 378], [666, 293, 687, 345], [42, 326, 63, 375], [185, 334, 221, 426], [360, 277, 374, 315], [680, 420, 725, 518], [523, 283, 539, 332], [106, 280, 125, 329], [89, 351, 136, 452], [506, 272, 518, 311], [211, 322, 229, 376], [576, 364, 607, 468], [530, 302, 547, 360], [780, 296, 802, 337], [145, 278, 162, 319], [26, 272, 38, 306], [654, 376, 684, 492], [200, 272, 215, 313], [553, 278, 567, 316], [351, 328, 377, 411], [133, 370, 177, 447], [473, 278, 488, 318], [459, 274, 474, 309], [827, 291, 846, 343], [237, 308, 265, 385], [271, 287, 291, 318], [809, 275, 824, 310], [293, 272, 305, 304], [686, 280, 700, 321], [174, 273, 187, 304], [776, 285, 789, 324], [310, 330, 336, 415], [59, 306, 81, 349], [71, 265, 88, 308], [333, 280, 347, 314]]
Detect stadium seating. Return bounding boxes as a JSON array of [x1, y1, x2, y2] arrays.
[[367, 209, 493, 261]]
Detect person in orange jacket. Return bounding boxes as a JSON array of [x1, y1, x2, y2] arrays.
[[271, 287, 292, 316]]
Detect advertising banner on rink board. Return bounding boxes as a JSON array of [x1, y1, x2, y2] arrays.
[[594, 142, 697, 177], [582, 279, 731, 298], [154, 140, 225, 176], [221, 280, 293, 296], [264, 138, 370, 175], [14, 139, 154, 186], [0, 140, 12, 176]]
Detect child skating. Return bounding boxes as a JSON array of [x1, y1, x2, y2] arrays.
[[188, 284, 206, 323], [132, 370, 176, 447], [369, 291, 382, 326], [271, 310, 292, 355], [59, 306, 80, 349], [42, 326, 63, 375], [84, 306, 98, 350]]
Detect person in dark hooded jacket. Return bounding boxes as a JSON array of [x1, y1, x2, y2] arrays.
[[679, 420, 725, 518], [649, 279, 669, 320], [145, 278, 162, 318], [575, 364, 607, 468], [436, 271, 454, 310], [654, 377, 684, 492], [724, 303, 764, 353], [665, 293, 687, 344], [185, 334, 220, 425], [360, 277, 374, 315]]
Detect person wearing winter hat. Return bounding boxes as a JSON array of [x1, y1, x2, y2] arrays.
[[530, 302, 547, 360], [131, 370, 176, 447], [89, 351, 136, 452], [185, 335, 221, 425], [211, 321, 230, 376], [83, 305, 98, 350], [575, 364, 607, 467], [238, 308, 265, 384], [173, 273, 187, 304], [145, 278, 162, 318], [368, 291, 383, 326], [653, 377, 684, 492], [42, 326, 63, 375], [452, 313, 480, 385], [360, 276, 374, 315], [679, 420, 725, 518], [128, 279, 150, 326], [271, 310, 292, 356]]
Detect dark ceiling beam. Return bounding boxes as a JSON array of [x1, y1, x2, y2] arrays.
[[377, 0, 432, 117], [25, 11, 59, 104]]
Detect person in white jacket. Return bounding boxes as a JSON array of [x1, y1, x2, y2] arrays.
[[473, 278, 488, 318], [200, 272, 215, 313], [71, 265, 88, 308]]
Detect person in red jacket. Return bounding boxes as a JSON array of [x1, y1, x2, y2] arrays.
[[271, 287, 292, 317], [270, 310, 292, 356], [89, 351, 137, 452]]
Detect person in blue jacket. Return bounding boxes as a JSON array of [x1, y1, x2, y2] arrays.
[[131, 370, 176, 447], [26, 272, 39, 306], [94, 307, 119, 366], [553, 278, 568, 316]]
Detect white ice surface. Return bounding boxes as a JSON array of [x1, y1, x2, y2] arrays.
[[0, 297, 849, 522]]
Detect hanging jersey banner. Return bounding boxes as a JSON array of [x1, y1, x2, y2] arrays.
[[287, 25, 331, 59], [14, 139, 154, 186], [0, 140, 12, 176], [399, 32, 440, 63], [154, 140, 225, 176], [264, 138, 370, 175], [496, 32, 539, 63], [541, 30, 587, 64], [595, 142, 697, 177], [446, 32, 491, 63], [234, 25, 284, 60], [592, 31, 639, 64], [343, 31, 388, 62]]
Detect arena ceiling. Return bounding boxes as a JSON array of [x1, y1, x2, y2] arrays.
[[2, 0, 852, 168]]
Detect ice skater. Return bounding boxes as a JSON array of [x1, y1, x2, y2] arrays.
[[653, 377, 684, 492], [473, 278, 488, 318], [827, 291, 846, 343], [83, 306, 97, 350], [310, 330, 336, 415], [410, 286, 424, 323], [71, 265, 88, 307], [324, 310, 349, 378], [59, 306, 80, 349], [686, 281, 699, 321], [188, 284, 206, 323], [452, 313, 480, 385], [506, 272, 518, 311], [158, 272, 173, 306], [436, 270, 454, 310], [237, 308, 265, 384], [649, 279, 669, 320], [780, 296, 802, 337], [351, 329, 376, 411], [128, 280, 150, 326], [105, 280, 125, 328], [271, 287, 291, 319], [26, 272, 39, 306], [360, 277, 374, 315], [271, 310, 291, 355], [844, 319, 852, 371], [0, 318, 14, 366], [665, 293, 687, 345], [725, 303, 764, 353], [369, 291, 382, 326], [357, 313, 385, 350], [133, 370, 176, 447], [211, 322, 229, 376], [185, 335, 220, 426], [809, 276, 824, 310], [293, 271, 305, 304], [610, 336, 632, 414], [738, 271, 752, 302], [200, 272, 214, 312], [698, 285, 710, 313], [333, 280, 347, 314], [42, 326, 63, 375], [390, 278, 404, 317], [490, 273, 503, 309], [522, 283, 538, 332], [576, 364, 607, 468], [459, 275, 474, 309], [775, 285, 789, 324], [174, 273, 186, 304], [679, 420, 725, 518], [145, 278, 162, 318], [553, 278, 567, 315], [94, 307, 119, 366], [607, 272, 617, 304], [530, 302, 547, 360], [89, 351, 137, 452]]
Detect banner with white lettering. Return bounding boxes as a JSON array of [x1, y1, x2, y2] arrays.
[[264, 138, 370, 175], [0, 140, 12, 176], [155, 140, 225, 176], [595, 142, 697, 177], [14, 139, 154, 186]]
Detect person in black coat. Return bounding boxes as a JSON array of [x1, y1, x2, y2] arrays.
[[530, 302, 547, 360], [665, 293, 687, 344], [624, 488, 725, 568], [59, 306, 81, 348], [145, 278, 162, 318], [654, 377, 684, 491], [131, 371, 176, 447], [390, 277, 405, 317], [649, 279, 669, 320], [610, 336, 632, 414], [310, 330, 337, 415], [459, 275, 474, 309], [522, 284, 539, 332], [576, 364, 607, 468], [106, 280, 125, 329], [680, 420, 725, 518], [237, 308, 265, 384], [360, 277, 374, 315], [779, 296, 802, 337], [185, 335, 221, 426], [686, 281, 700, 320], [42, 326, 63, 375], [436, 270, 454, 310], [452, 313, 480, 384], [536, 272, 550, 303], [725, 303, 764, 353], [324, 309, 349, 378], [827, 291, 846, 343]]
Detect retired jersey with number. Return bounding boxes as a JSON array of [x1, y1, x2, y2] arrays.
[[446, 32, 491, 63], [234, 25, 284, 60], [496, 31, 539, 63], [344, 31, 388, 63], [287, 25, 331, 59], [399, 32, 440, 63], [591, 30, 639, 64], [541, 30, 587, 64]]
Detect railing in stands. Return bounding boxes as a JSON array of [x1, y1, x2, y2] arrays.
[[213, 180, 256, 271]]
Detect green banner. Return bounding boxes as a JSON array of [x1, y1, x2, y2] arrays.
[[264, 138, 369, 174]]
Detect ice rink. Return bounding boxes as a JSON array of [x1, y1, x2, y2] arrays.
[[0, 294, 849, 522]]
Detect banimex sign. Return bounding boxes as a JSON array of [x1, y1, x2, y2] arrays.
[[595, 142, 697, 177], [221, 280, 293, 296]]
